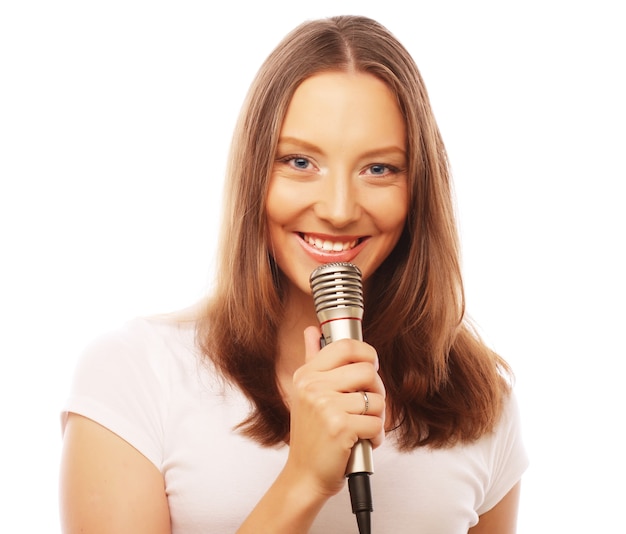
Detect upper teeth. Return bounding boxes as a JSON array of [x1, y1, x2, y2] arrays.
[[304, 234, 358, 252]]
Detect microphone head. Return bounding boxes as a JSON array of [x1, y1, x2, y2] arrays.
[[309, 262, 363, 325]]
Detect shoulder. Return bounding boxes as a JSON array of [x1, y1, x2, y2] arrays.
[[62, 313, 208, 466], [475, 389, 529, 515], [75, 313, 198, 376], [491, 390, 526, 455], [69, 311, 217, 409]]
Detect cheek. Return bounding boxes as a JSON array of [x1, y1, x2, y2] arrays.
[[385, 215, 408, 255], [266, 179, 297, 225], [265, 182, 298, 255], [386, 208, 408, 233], [264, 185, 279, 245], [369, 190, 408, 233]]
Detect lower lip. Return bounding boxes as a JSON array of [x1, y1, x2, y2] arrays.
[[296, 234, 367, 264]]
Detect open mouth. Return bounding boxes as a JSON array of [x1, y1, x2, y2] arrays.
[[300, 233, 362, 252]]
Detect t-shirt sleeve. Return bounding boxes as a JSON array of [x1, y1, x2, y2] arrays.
[[60, 319, 172, 469], [477, 390, 529, 515]]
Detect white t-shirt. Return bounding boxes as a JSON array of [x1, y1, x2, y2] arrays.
[[61, 316, 528, 533]]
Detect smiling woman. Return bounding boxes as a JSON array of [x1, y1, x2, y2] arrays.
[[266, 71, 409, 294], [59, 15, 527, 534]]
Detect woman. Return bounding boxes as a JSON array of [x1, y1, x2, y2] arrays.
[[60, 15, 527, 533]]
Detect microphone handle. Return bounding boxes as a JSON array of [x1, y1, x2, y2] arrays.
[[320, 319, 375, 476], [320, 317, 374, 534]]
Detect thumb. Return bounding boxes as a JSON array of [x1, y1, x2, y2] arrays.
[[303, 325, 322, 363]]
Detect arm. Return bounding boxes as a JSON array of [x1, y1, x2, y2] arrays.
[[59, 413, 171, 534], [468, 481, 521, 534], [237, 327, 385, 533], [236, 467, 328, 533]]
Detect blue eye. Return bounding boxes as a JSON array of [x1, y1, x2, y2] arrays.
[[369, 164, 388, 175], [274, 153, 319, 176], [292, 157, 310, 169], [366, 164, 400, 177]]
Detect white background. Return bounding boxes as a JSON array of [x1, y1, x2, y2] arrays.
[[1, 1, 624, 532]]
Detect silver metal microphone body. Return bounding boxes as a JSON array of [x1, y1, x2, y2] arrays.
[[310, 262, 374, 533], [311, 261, 364, 347]]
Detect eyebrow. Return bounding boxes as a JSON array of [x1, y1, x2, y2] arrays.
[[277, 136, 406, 160], [276, 137, 323, 154]]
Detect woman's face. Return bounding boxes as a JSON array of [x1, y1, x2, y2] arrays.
[[266, 71, 408, 296]]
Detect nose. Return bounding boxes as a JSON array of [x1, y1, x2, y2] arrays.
[[314, 171, 361, 228]]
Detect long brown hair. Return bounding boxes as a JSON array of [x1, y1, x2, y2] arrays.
[[197, 15, 511, 450]]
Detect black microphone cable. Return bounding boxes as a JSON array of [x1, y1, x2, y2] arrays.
[[310, 262, 373, 534]]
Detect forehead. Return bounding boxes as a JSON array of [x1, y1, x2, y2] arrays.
[[280, 71, 406, 152]]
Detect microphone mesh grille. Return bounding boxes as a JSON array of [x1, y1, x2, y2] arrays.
[[309, 262, 363, 313]]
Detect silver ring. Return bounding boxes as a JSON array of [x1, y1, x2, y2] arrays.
[[360, 391, 369, 415]]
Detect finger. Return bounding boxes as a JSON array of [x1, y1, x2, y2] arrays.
[[350, 413, 386, 449], [349, 392, 386, 448], [309, 338, 379, 372], [330, 361, 386, 396], [351, 390, 379, 416], [356, 391, 370, 416], [303, 325, 322, 364]]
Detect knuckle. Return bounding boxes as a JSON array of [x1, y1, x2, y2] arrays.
[[326, 412, 348, 439], [311, 393, 332, 412]]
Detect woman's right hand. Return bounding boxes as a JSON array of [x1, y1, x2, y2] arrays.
[[284, 325, 386, 500], [237, 326, 385, 532]]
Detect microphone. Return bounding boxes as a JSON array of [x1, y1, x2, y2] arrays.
[[310, 262, 373, 534]]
